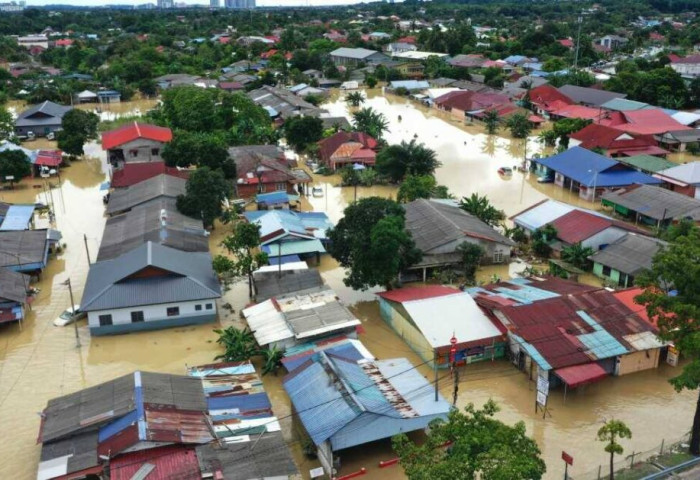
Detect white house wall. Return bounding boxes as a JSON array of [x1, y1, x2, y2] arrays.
[[581, 227, 629, 251], [428, 238, 512, 264]]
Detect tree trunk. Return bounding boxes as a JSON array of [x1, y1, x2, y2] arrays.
[[248, 272, 253, 299], [609, 451, 615, 480], [690, 389, 700, 455]]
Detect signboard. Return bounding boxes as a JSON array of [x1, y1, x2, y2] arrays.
[[562, 451, 573, 466], [537, 376, 549, 396], [536, 390, 547, 408], [667, 346, 679, 367], [309, 467, 325, 478]]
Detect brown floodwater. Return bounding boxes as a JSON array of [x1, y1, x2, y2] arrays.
[[0, 94, 696, 480]]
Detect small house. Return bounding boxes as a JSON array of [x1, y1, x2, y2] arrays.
[[601, 184, 700, 226], [101, 122, 173, 166], [231, 145, 312, 198], [569, 124, 669, 158], [317, 131, 378, 170], [253, 263, 323, 301], [0, 268, 29, 325], [110, 161, 190, 188], [0, 203, 35, 231], [105, 174, 187, 216], [0, 229, 60, 275], [378, 285, 506, 367], [589, 233, 668, 287], [656, 162, 700, 198], [97, 90, 121, 104], [548, 208, 647, 252], [75, 90, 97, 103], [81, 242, 221, 335], [329, 47, 390, 66]]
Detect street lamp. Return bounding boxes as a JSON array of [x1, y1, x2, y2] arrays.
[[352, 163, 366, 201]]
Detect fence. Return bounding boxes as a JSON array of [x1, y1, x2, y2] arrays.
[[573, 432, 693, 480]]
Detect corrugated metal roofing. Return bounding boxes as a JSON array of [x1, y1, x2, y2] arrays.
[[111, 162, 190, 188], [261, 238, 326, 256], [0, 229, 51, 270], [242, 300, 293, 346], [80, 242, 220, 312], [588, 233, 667, 276], [0, 204, 34, 231], [283, 337, 374, 372], [253, 268, 323, 301], [554, 363, 608, 388], [619, 155, 677, 173], [101, 122, 173, 151], [601, 184, 700, 221], [110, 445, 200, 480], [377, 285, 460, 303], [0, 268, 28, 304], [558, 84, 626, 107], [106, 174, 187, 215], [550, 209, 616, 244]]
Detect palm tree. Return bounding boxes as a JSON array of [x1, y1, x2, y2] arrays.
[[375, 140, 440, 182], [597, 420, 632, 480], [345, 91, 365, 107], [561, 242, 594, 270], [352, 107, 389, 140], [538, 129, 558, 147], [261, 346, 284, 376], [483, 109, 500, 135], [458, 193, 506, 227], [505, 112, 532, 139], [214, 326, 259, 362]]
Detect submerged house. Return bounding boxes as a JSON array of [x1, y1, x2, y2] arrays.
[[0, 229, 60, 275], [377, 285, 506, 367], [253, 262, 324, 301], [532, 147, 662, 201], [242, 287, 361, 351], [231, 145, 312, 198], [283, 343, 450, 475], [601, 184, 700, 226], [471, 278, 665, 392], [403, 199, 514, 281], [105, 174, 187, 216], [0, 202, 35, 230], [14, 100, 72, 138], [0, 268, 29, 325], [110, 161, 190, 188], [589, 233, 667, 287], [317, 131, 378, 170], [101, 122, 173, 167], [244, 209, 333, 261], [37, 371, 215, 480], [81, 242, 221, 335]]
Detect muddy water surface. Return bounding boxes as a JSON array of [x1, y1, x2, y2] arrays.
[[0, 93, 696, 480]]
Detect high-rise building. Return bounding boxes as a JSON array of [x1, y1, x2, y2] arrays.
[[157, 0, 174, 8], [225, 0, 255, 8], [210, 0, 220, 6]]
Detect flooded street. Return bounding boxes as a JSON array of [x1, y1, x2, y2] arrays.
[[0, 94, 696, 480]]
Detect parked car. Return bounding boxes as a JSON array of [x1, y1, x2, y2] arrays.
[[53, 305, 86, 327], [537, 175, 554, 183], [498, 167, 513, 176]]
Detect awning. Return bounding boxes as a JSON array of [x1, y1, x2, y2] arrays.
[[555, 363, 608, 388], [35, 151, 62, 167]]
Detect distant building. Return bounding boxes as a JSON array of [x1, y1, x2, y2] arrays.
[[210, 0, 220, 6], [670, 54, 700, 78], [16, 35, 47, 49], [329, 47, 391, 67], [14, 100, 72, 138], [157, 0, 173, 7], [0, 2, 25, 12], [225, 0, 255, 7]]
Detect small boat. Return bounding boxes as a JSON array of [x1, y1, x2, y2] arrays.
[[498, 167, 513, 176], [312, 187, 324, 197]]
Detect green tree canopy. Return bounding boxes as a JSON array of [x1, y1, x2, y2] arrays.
[[457, 242, 484, 284], [0, 150, 31, 183], [328, 197, 421, 290], [57, 109, 99, 156], [213, 221, 268, 298], [458, 193, 505, 227], [393, 400, 546, 480], [376, 140, 441, 183], [345, 91, 365, 107], [597, 419, 632, 480], [161, 131, 234, 177], [505, 113, 532, 139], [284, 115, 323, 153], [483, 109, 500, 135], [636, 225, 700, 454], [561, 242, 594, 270], [0, 107, 14, 142], [176, 166, 232, 228], [352, 107, 389, 141], [397, 174, 451, 203]]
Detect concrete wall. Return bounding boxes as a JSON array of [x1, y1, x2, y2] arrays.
[[15, 122, 62, 137], [428, 237, 512, 264], [115, 138, 166, 164], [592, 262, 633, 287], [671, 63, 700, 77], [379, 298, 434, 364], [616, 348, 660, 376], [88, 299, 217, 335]]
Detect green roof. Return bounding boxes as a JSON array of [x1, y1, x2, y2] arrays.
[[619, 155, 677, 173]]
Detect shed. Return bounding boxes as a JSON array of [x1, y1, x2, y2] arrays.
[[601, 183, 700, 224], [377, 286, 505, 367], [76, 90, 97, 103], [589, 233, 668, 287], [0, 204, 34, 231], [253, 267, 323, 301], [0, 229, 54, 273]]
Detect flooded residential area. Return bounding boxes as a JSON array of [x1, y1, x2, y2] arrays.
[[0, 94, 696, 480], [2, 3, 700, 480]]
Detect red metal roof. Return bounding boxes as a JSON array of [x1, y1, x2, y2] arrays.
[[528, 85, 573, 111], [377, 285, 460, 303], [318, 131, 377, 164], [35, 150, 63, 167], [554, 362, 608, 388], [613, 288, 654, 326], [101, 122, 173, 151], [110, 445, 200, 480], [550, 210, 614, 244], [571, 123, 660, 152], [111, 162, 190, 188], [558, 39, 574, 48], [612, 110, 691, 136]]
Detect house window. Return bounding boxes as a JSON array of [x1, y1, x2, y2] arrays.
[[206, 303, 213, 310], [493, 250, 504, 263], [130, 311, 145, 323], [129, 150, 138, 158], [99, 314, 113, 326], [276, 182, 286, 191], [195, 304, 202, 311], [602, 265, 612, 277], [151, 148, 159, 156], [167, 307, 180, 317]]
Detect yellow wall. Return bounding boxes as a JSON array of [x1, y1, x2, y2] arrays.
[[617, 349, 660, 376], [380, 301, 434, 364]]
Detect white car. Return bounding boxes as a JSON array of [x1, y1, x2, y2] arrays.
[[53, 305, 86, 327]]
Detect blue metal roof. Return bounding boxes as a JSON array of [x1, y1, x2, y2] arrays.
[[390, 80, 430, 90], [467, 278, 563, 305], [512, 333, 553, 370], [504, 55, 526, 64], [255, 191, 297, 205], [535, 147, 663, 187], [0, 205, 34, 231], [576, 311, 629, 358], [283, 340, 368, 372], [244, 210, 333, 245]]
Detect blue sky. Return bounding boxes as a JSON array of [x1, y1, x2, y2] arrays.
[[26, 0, 388, 6]]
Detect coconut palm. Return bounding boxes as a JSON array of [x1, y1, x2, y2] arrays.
[[561, 242, 594, 270], [214, 326, 259, 362], [483, 109, 500, 135], [458, 193, 506, 227], [345, 91, 365, 107], [352, 107, 389, 140]]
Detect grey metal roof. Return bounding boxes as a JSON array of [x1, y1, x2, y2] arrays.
[[0, 229, 50, 268], [139, 371, 208, 411], [0, 267, 29, 303], [330, 47, 383, 60], [320, 116, 352, 131], [282, 296, 359, 338], [589, 233, 667, 276], [41, 372, 135, 442], [247, 85, 321, 119], [196, 433, 298, 480], [81, 241, 221, 312], [228, 144, 283, 161], [404, 199, 515, 254], [253, 269, 323, 301], [558, 84, 626, 107], [106, 174, 187, 215], [15, 100, 72, 128], [39, 431, 99, 475], [98, 197, 208, 261], [601, 184, 700, 221]]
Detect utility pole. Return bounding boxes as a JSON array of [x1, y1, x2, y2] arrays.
[[574, 13, 583, 72], [64, 278, 80, 348], [83, 234, 91, 264], [433, 350, 438, 402], [450, 334, 458, 406]]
